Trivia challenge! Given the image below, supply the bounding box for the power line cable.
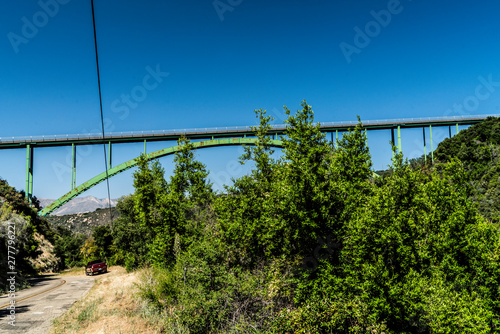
[91,0,114,228]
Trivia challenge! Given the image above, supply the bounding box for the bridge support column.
[423,127,427,163]
[456,123,459,134]
[25,145,33,201]
[144,139,147,154]
[71,143,76,190]
[108,141,112,169]
[430,125,434,164]
[449,126,452,138]
[391,128,395,159]
[397,125,402,153]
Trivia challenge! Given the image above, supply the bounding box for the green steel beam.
[456,123,459,134]
[0,117,491,151]
[29,147,33,201]
[430,125,434,164]
[108,141,112,170]
[0,117,490,150]
[423,127,427,163]
[397,125,402,153]
[25,144,30,200]
[40,138,282,216]
[71,143,76,190]
[144,139,146,154]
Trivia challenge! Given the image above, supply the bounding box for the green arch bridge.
[0,115,496,216]
[39,138,282,216]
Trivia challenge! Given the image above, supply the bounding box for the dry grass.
[50,266,164,334]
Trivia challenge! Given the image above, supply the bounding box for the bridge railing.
[1,114,498,144]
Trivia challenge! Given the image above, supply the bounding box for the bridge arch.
[40,138,283,216]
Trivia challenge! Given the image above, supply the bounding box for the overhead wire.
[90,0,114,228]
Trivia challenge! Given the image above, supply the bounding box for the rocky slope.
[46,207,119,236]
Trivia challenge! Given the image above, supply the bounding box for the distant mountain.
[39,196,118,216]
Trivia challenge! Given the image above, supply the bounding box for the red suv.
[85,259,107,276]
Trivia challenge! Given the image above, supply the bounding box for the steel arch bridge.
[39,138,282,216]
[0,114,497,216]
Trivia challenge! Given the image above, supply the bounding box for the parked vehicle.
[85,259,107,276]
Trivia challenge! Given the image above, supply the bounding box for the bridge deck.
[0,115,497,149]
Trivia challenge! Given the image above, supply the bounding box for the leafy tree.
[239,109,276,185]
[216,109,280,264]
[171,136,213,206]
[278,100,335,257]
[80,237,99,263]
[92,225,113,260]
[131,137,213,268]
[112,195,149,270]
[53,226,86,268]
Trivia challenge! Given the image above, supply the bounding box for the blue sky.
[1,0,500,201]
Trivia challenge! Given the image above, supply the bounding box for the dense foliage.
[434,116,500,223]
[80,106,500,332]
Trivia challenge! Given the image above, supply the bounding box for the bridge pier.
[108,141,112,169]
[429,125,434,164]
[71,143,76,190]
[423,127,427,163]
[397,125,402,153]
[25,145,33,201]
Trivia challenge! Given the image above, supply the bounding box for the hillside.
[0,179,60,292]
[434,116,500,222]
[47,206,119,236]
[39,196,118,216]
